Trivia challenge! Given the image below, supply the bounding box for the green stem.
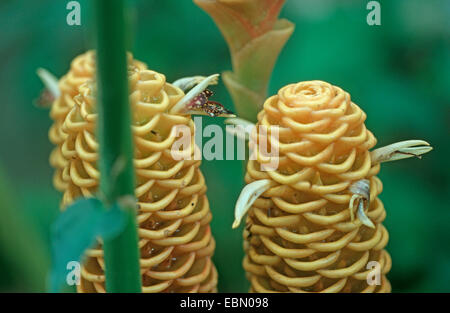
[94,0,142,293]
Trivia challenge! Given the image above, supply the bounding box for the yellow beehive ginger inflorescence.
[51,55,218,293]
[48,50,147,192]
[240,80,394,293]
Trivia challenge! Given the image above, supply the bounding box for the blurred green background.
[0,0,449,292]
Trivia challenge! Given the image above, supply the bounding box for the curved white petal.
[172,75,216,91]
[36,68,60,99]
[224,117,255,128]
[232,179,272,229]
[371,140,432,164]
[169,74,219,114]
[357,201,375,229]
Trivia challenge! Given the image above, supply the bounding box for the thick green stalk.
[94,0,142,292]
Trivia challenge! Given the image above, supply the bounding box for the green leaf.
[49,198,127,292]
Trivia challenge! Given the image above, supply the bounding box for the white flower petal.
[357,201,375,229]
[232,179,272,229]
[371,140,432,164]
[36,68,60,99]
[172,75,216,92]
[169,74,220,114]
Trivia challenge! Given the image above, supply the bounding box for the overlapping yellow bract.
[243,81,391,292]
[48,51,147,192]
[49,52,217,293]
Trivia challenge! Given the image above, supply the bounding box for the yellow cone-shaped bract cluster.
[50,53,217,293]
[243,80,391,293]
[48,50,147,192]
